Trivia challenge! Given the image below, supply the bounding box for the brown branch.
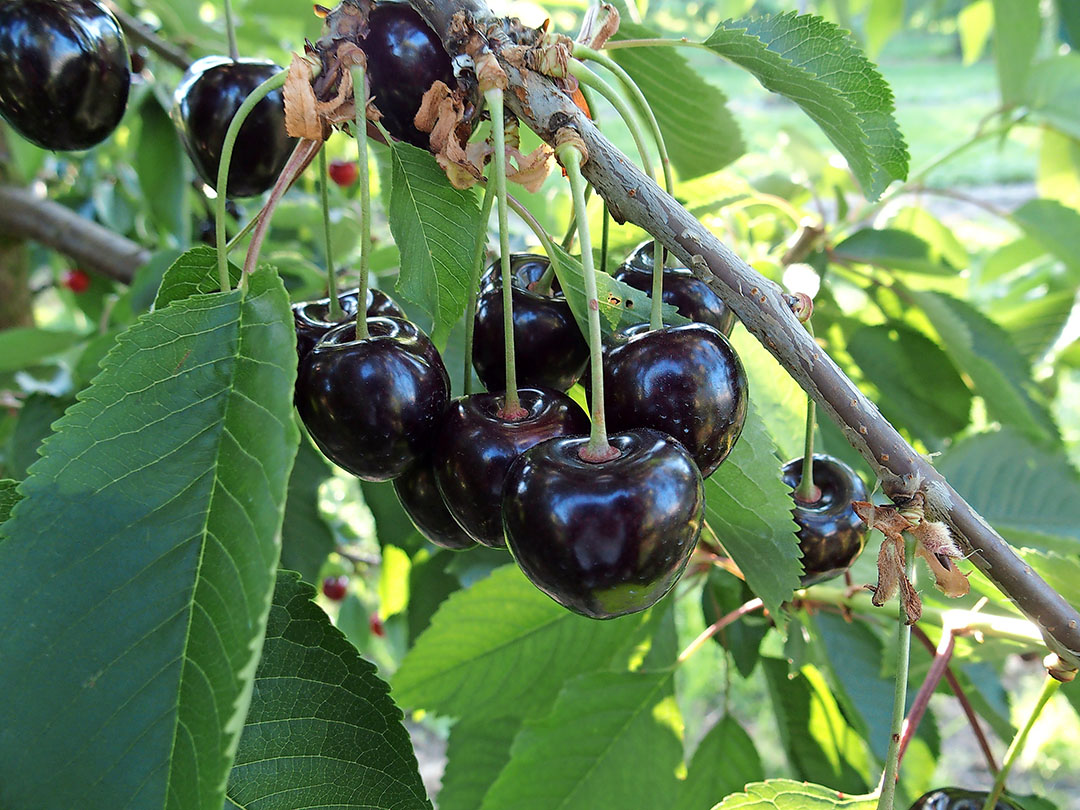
[103,2,191,71]
[898,628,955,768]
[417,0,1080,667]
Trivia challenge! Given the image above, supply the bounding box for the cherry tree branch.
[414,0,1080,667]
[103,2,191,71]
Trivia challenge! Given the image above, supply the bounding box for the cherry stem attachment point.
[982,675,1061,810]
[677,597,764,664]
[317,149,342,320]
[464,181,496,396]
[352,62,371,340]
[795,319,819,502]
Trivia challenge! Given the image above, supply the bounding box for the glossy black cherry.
[781,454,869,586]
[297,317,449,481]
[472,254,588,392]
[614,241,735,335]
[293,287,404,358]
[908,788,1019,810]
[503,429,705,619]
[433,388,589,548]
[173,56,296,197]
[392,457,476,550]
[0,0,130,151]
[604,323,747,478]
[362,3,454,148]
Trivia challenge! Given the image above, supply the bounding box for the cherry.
[328,158,359,186]
[322,575,349,601]
[392,456,476,550]
[614,241,735,335]
[472,255,588,392]
[62,269,91,294]
[293,287,404,358]
[0,0,130,151]
[780,454,869,586]
[604,323,747,478]
[503,429,705,619]
[172,56,296,198]
[369,613,386,638]
[433,388,590,548]
[296,317,450,481]
[362,3,454,148]
[909,788,1019,810]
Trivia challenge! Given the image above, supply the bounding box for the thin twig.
[103,2,191,70]
[898,628,955,768]
[677,598,764,663]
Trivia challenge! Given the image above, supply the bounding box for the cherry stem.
[677,598,764,664]
[224,213,257,253]
[559,185,592,252]
[222,0,239,62]
[486,89,524,418]
[464,181,497,396]
[559,143,615,461]
[602,37,709,52]
[875,534,916,810]
[795,320,820,503]
[982,675,1061,810]
[600,201,610,276]
[897,628,955,770]
[505,194,562,294]
[216,69,289,290]
[352,63,371,341]
[317,149,343,320]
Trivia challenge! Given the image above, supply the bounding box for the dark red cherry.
[293,287,404,358]
[781,454,869,586]
[362,3,454,148]
[328,158,358,186]
[0,0,130,151]
[614,241,735,335]
[433,388,590,548]
[908,788,1019,810]
[392,456,476,550]
[604,323,747,478]
[62,269,91,294]
[322,575,349,601]
[503,429,705,619]
[296,317,450,481]
[172,56,297,197]
[472,255,589,392]
[369,613,386,637]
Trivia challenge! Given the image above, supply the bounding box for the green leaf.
[729,329,805,461]
[761,658,871,793]
[865,0,903,57]
[958,0,994,64]
[362,479,422,551]
[993,0,1041,105]
[701,567,770,677]
[392,564,647,721]
[678,715,764,810]
[912,291,1058,443]
[479,671,682,810]
[846,324,971,444]
[704,13,908,200]
[705,403,803,622]
[888,206,970,271]
[0,478,18,524]
[1038,129,1080,210]
[225,572,431,810]
[989,289,1075,362]
[1026,54,1080,140]
[1058,0,1080,45]
[154,244,241,308]
[7,393,72,479]
[610,17,744,178]
[380,544,412,618]
[0,264,299,809]
[832,228,955,275]
[438,717,521,810]
[387,143,482,348]
[1011,198,1080,279]
[937,428,1080,555]
[408,549,461,643]
[136,95,189,240]
[0,327,84,373]
[713,779,877,809]
[280,436,335,583]
[1017,549,1080,612]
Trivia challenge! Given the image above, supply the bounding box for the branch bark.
[417,0,1080,667]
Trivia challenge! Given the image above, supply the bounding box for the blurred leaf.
[1038,129,1080,210]
[408,549,461,643]
[0,328,84,373]
[704,13,908,200]
[225,572,431,810]
[336,592,372,652]
[0,264,298,809]
[833,228,954,275]
[993,0,1041,106]
[1018,549,1080,610]
[1026,54,1080,140]
[678,715,764,810]
[713,779,876,809]
[865,0,903,57]
[705,403,803,623]
[439,717,521,810]
[1011,198,1080,279]
[280,436,335,583]
[7,393,71,479]
[0,479,18,524]
[72,329,122,388]
[479,671,682,810]
[889,207,970,271]
[135,96,188,240]
[392,564,647,721]
[387,143,482,348]
[609,16,744,178]
[361,479,423,552]
[379,544,412,619]
[937,427,1080,555]
[980,237,1047,283]
[989,289,1075,362]
[846,324,971,444]
[1058,0,1080,45]
[912,291,1058,442]
[701,567,770,677]
[958,0,994,64]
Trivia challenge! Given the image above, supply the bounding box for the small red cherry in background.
[328,159,358,187]
[369,614,386,638]
[322,575,349,601]
[62,269,91,293]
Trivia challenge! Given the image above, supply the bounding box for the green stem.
[352,63,371,340]
[318,149,342,319]
[224,214,257,253]
[601,37,709,52]
[506,194,562,292]
[223,0,239,61]
[215,69,288,291]
[876,534,916,810]
[559,143,615,461]
[486,88,523,417]
[559,185,592,252]
[795,321,818,502]
[600,201,610,276]
[464,181,496,396]
[981,676,1061,810]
